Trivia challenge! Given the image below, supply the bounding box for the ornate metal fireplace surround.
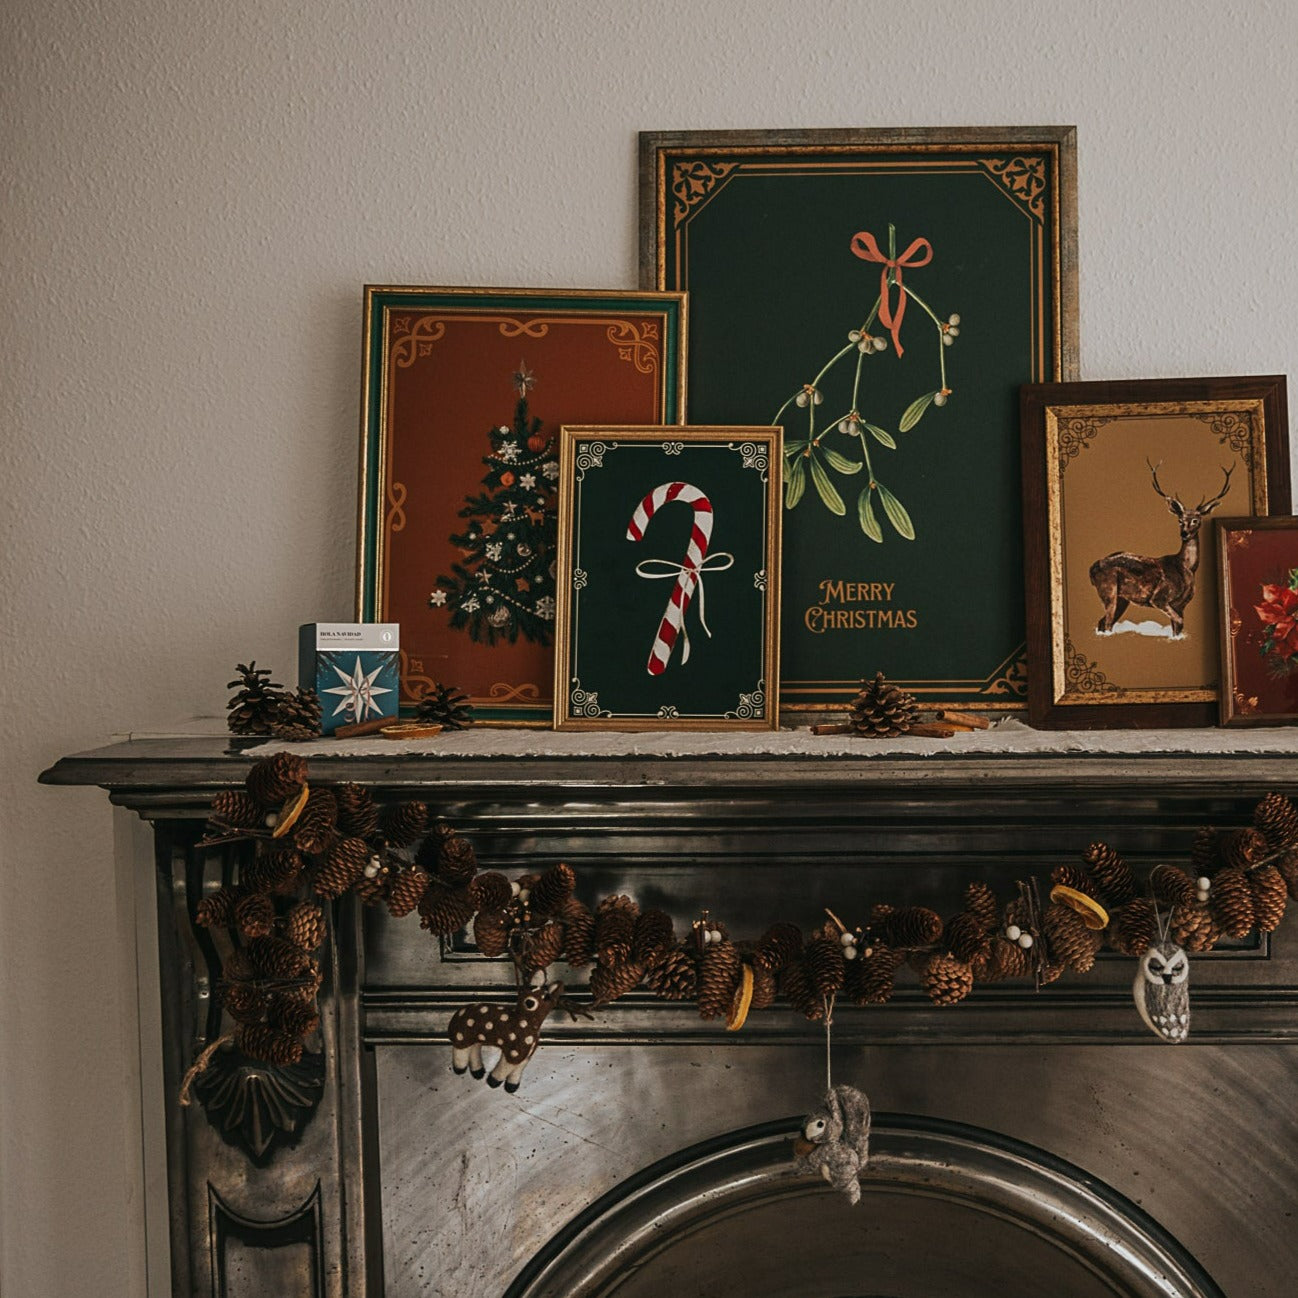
[42,732,1298,1297]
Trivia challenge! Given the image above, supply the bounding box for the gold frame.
[552,425,782,732]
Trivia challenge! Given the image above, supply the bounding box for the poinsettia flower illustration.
[1255,583,1298,658]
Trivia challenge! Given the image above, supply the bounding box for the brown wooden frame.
[1021,376,1290,729]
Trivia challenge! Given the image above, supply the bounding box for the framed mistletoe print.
[356,286,686,723]
[1217,516,1298,726]
[553,426,781,731]
[640,127,1078,718]
[1020,376,1290,729]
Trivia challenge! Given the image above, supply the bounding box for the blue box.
[298,623,400,735]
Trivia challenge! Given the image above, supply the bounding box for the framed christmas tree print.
[640,127,1078,718]
[356,286,686,723]
[553,426,781,731]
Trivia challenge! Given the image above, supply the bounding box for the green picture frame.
[553,426,782,730]
[640,127,1078,717]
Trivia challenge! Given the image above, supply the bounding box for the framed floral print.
[1021,376,1290,728]
[356,286,686,724]
[1217,517,1298,725]
[553,426,781,731]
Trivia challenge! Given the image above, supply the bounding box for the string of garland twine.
[181,752,1298,1092]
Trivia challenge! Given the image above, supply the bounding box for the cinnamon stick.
[935,709,992,730]
[334,716,393,739]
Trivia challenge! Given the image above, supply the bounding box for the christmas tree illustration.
[429,363,560,645]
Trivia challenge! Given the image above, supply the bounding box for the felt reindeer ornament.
[448,981,564,1093]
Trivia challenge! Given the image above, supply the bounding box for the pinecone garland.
[354,864,390,905]
[632,909,675,967]
[1050,862,1099,899]
[1171,902,1221,953]
[1250,865,1287,932]
[971,937,1031,983]
[1109,899,1158,956]
[415,682,474,731]
[943,912,992,964]
[209,789,264,831]
[472,910,510,958]
[334,784,380,837]
[589,960,645,1007]
[963,882,1000,932]
[268,688,322,741]
[235,892,275,940]
[284,901,327,952]
[1190,826,1220,875]
[242,846,304,896]
[226,662,281,735]
[386,866,431,919]
[1222,827,1268,872]
[417,886,474,937]
[1042,902,1102,973]
[245,752,307,807]
[1150,865,1198,908]
[918,952,974,1006]
[753,922,803,973]
[293,788,339,855]
[380,800,428,848]
[646,947,698,1001]
[595,895,639,966]
[558,898,595,968]
[271,997,320,1039]
[1254,792,1298,854]
[697,941,742,1019]
[1082,842,1137,907]
[247,935,310,981]
[521,921,566,973]
[779,959,825,1019]
[530,863,576,916]
[1210,867,1255,938]
[804,935,846,997]
[844,945,904,1005]
[195,886,240,929]
[468,872,513,913]
[221,981,269,1024]
[236,1023,303,1067]
[848,672,919,737]
[750,965,777,1011]
[425,831,476,887]
[313,837,370,899]
[871,904,942,949]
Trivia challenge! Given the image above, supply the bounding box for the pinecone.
[1254,792,1298,854]
[236,1024,303,1067]
[753,922,803,973]
[235,892,275,940]
[472,910,510,958]
[645,947,698,1001]
[386,866,431,919]
[871,903,942,949]
[354,860,391,905]
[247,935,310,981]
[380,800,428,848]
[335,784,380,838]
[521,921,566,974]
[1109,899,1158,956]
[844,945,904,1005]
[595,895,639,966]
[530,863,576,915]
[697,941,742,1020]
[803,935,846,998]
[1222,827,1268,872]
[271,996,320,1040]
[632,909,675,967]
[245,752,308,807]
[1082,843,1136,907]
[963,882,1000,932]
[750,965,777,1011]
[589,960,645,1007]
[293,788,339,855]
[847,672,919,737]
[1171,902,1221,953]
[1042,902,1102,973]
[224,949,254,983]
[971,937,1031,983]
[313,837,370,899]
[1150,865,1198,908]
[208,789,264,832]
[468,872,513,913]
[1210,867,1255,938]
[779,959,824,1019]
[221,981,269,1025]
[1251,865,1287,933]
[268,688,322,741]
[415,682,474,731]
[918,952,974,1006]
[944,912,992,964]
[1050,862,1099,900]
[559,898,595,967]
[195,886,240,929]
[226,662,282,735]
[242,846,304,896]
[1190,826,1220,875]
[284,900,327,952]
[418,886,475,937]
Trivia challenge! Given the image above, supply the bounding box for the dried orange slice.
[272,782,310,838]
[380,721,443,740]
[1049,884,1109,931]
[726,964,755,1031]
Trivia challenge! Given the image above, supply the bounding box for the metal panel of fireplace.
[49,743,1298,1298]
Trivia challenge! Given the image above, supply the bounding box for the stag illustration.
[1089,460,1234,638]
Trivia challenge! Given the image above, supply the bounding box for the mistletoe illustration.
[775,224,959,543]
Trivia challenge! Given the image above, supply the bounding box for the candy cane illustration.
[627,481,732,675]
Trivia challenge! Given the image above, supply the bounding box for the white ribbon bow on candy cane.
[633,552,736,665]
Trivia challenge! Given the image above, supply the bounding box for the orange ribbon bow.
[849,230,932,357]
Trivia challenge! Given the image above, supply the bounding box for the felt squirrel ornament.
[792,1083,872,1205]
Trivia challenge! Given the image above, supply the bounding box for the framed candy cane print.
[640,127,1078,718]
[553,426,782,730]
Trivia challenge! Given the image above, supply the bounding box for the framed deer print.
[640,126,1078,719]
[1216,516,1298,726]
[553,426,781,731]
[356,286,686,725]
[1021,376,1290,728]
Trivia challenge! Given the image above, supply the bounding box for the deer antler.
[1147,458,1174,501]
[1197,464,1235,512]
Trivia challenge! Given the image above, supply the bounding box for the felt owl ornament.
[1133,940,1190,1043]
[792,1083,871,1205]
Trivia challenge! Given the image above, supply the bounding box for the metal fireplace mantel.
[41,729,1298,1297]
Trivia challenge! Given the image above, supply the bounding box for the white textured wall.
[2,0,1295,1291]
